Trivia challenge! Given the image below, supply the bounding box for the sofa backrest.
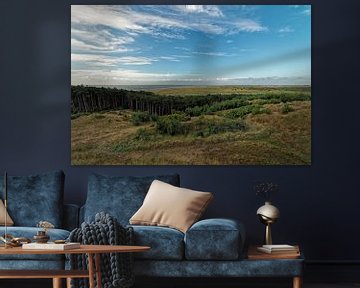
[0,170,65,228]
[82,173,180,226]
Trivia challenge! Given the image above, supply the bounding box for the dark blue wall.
[0,0,359,263]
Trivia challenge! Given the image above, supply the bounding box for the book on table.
[22,242,80,250]
[248,245,300,260]
[257,244,299,254]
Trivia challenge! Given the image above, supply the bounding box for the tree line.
[71,85,241,116]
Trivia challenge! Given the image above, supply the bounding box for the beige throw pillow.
[0,199,14,226]
[130,180,213,233]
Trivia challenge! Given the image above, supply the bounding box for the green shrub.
[282,103,295,114]
[185,99,250,117]
[131,112,152,126]
[225,105,271,119]
[251,105,271,116]
[225,105,254,119]
[134,128,151,141]
[156,114,188,136]
[192,118,247,137]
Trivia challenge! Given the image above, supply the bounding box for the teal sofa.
[0,171,303,287]
[0,171,78,270]
[80,173,304,283]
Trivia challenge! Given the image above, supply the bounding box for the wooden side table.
[0,244,150,288]
[247,245,303,288]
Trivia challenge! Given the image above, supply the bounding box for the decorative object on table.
[22,242,80,250]
[254,181,280,245]
[257,244,299,254]
[69,212,134,288]
[54,239,67,244]
[33,220,55,243]
[33,230,50,243]
[248,245,300,260]
[0,234,31,247]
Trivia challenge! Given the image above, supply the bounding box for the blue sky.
[71,5,311,86]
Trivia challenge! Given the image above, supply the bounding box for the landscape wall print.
[71,5,311,165]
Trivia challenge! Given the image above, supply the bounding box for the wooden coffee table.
[0,244,150,288]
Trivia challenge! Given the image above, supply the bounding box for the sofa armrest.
[63,204,80,231]
[184,218,245,260]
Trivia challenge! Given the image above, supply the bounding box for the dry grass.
[71,100,311,165]
[153,85,308,96]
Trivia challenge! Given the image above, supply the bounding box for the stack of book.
[257,244,299,254]
[248,244,300,259]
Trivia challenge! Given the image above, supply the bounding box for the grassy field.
[71,86,311,165]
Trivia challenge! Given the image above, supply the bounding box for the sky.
[71,5,311,86]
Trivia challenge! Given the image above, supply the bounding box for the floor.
[1,280,360,288]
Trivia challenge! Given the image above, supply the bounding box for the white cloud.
[176,5,224,17]
[290,5,311,16]
[71,6,150,34]
[195,23,226,34]
[71,54,156,66]
[71,54,119,66]
[71,28,134,53]
[72,67,311,86]
[71,68,181,85]
[71,5,267,50]
[226,40,234,44]
[278,26,294,33]
[159,56,180,62]
[302,8,311,16]
[234,19,268,32]
[117,56,155,65]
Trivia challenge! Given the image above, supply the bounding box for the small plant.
[156,113,189,136]
[134,128,151,141]
[37,221,55,233]
[282,103,295,114]
[131,112,151,126]
[254,181,279,202]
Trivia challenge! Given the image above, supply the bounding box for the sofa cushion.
[0,199,14,226]
[130,225,184,260]
[0,171,64,227]
[84,174,180,225]
[130,180,213,233]
[185,218,245,260]
[0,260,65,270]
[0,227,70,261]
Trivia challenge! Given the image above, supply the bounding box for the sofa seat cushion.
[185,218,245,260]
[0,260,64,270]
[0,170,65,227]
[84,174,180,226]
[130,225,184,260]
[0,227,70,261]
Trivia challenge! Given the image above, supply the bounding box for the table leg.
[88,253,95,288]
[95,253,102,288]
[52,278,62,288]
[293,276,302,288]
